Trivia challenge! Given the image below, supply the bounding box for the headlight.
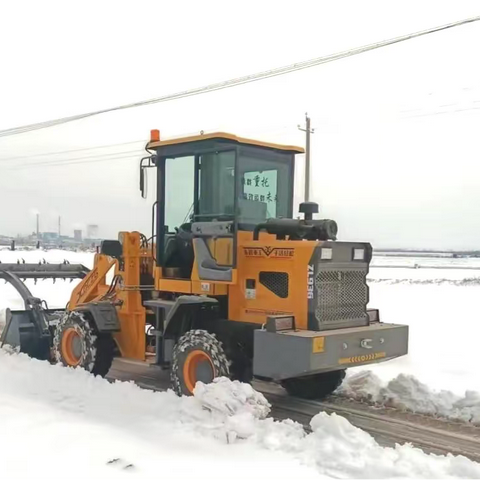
[353,248,364,260]
[320,248,333,260]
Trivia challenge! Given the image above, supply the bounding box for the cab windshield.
[195,147,293,227]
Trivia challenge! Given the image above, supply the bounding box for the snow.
[1,348,480,479]
[361,257,480,396]
[196,376,271,417]
[0,348,319,480]
[334,254,480,424]
[339,371,480,424]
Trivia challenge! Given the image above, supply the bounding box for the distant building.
[87,224,99,239]
[74,230,83,242]
[42,232,59,241]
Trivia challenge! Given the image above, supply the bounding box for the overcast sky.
[0,0,479,249]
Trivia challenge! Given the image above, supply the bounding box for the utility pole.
[298,113,315,202]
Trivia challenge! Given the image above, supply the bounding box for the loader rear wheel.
[171,329,230,396]
[53,311,114,377]
[281,370,346,400]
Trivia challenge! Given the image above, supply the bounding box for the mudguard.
[74,301,120,332]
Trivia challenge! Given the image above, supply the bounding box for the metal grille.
[314,270,367,324]
[259,272,289,298]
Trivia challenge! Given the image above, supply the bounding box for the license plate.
[338,351,386,365]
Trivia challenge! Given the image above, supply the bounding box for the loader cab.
[142,131,303,284]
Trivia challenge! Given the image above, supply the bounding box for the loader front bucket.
[1,308,51,360]
[0,261,89,360]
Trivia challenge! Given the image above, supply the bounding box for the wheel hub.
[61,328,84,366]
[183,350,214,394]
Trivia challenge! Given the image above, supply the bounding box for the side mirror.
[139,155,157,199]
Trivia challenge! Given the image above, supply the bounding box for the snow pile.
[193,377,271,441]
[340,370,480,424]
[0,348,316,480]
[299,413,477,479]
[1,349,480,479]
[194,377,271,419]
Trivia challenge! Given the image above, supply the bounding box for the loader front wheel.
[281,370,346,400]
[171,329,230,396]
[53,312,114,377]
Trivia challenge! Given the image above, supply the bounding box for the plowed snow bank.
[340,370,480,424]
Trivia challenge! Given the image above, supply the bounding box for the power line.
[401,104,480,119]
[3,125,295,168]
[14,126,290,168]
[0,125,291,165]
[15,148,143,167]
[10,126,294,170]
[0,15,478,139]
[10,152,141,169]
[0,139,144,163]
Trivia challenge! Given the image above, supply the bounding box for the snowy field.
[2,249,480,478]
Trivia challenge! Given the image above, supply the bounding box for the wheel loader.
[0,130,408,399]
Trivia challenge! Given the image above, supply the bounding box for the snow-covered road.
[1,348,479,479]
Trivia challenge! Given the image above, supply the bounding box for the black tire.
[281,370,346,400]
[223,340,253,384]
[46,310,66,326]
[53,311,115,377]
[171,329,230,396]
[228,353,253,384]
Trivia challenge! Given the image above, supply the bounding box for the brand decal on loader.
[338,352,386,365]
[307,264,314,299]
[243,247,294,258]
[76,269,99,301]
